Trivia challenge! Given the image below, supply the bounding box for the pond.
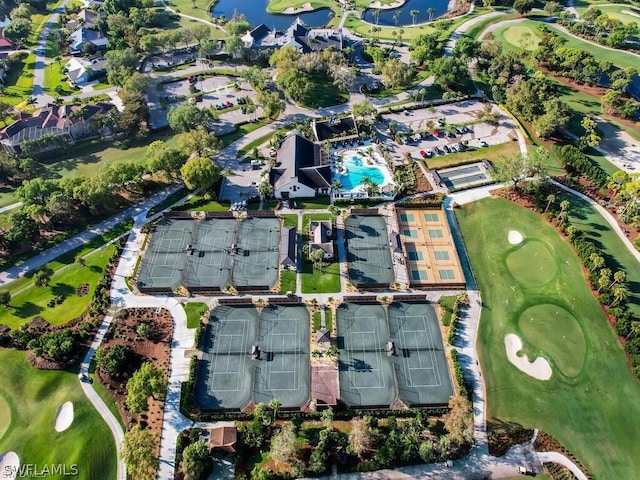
[211,0,334,30]
[362,0,453,27]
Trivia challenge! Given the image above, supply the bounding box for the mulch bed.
[535,431,593,479]
[405,163,433,195]
[76,283,90,297]
[486,420,534,457]
[96,307,173,457]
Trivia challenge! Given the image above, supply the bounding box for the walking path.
[0,202,22,214]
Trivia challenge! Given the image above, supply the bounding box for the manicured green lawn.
[279,269,297,294]
[344,13,438,40]
[280,214,299,228]
[456,197,640,479]
[301,260,340,293]
[219,120,273,149]
[1,221,132,295]
[301,211,340,293]
[38,134,178,181]
[184,302,208,329]
[505,19,640,71]
[496,24,542,51]
[437,295,457,327]
[0,349,117,480]
[43,61,80,96]
[465,12,519,40]
[0,244,116,329]
[576,4,640,24]
[295,197,331,209]
[174,195,229,211]
[3,53,36,106]
[560,192,640,317]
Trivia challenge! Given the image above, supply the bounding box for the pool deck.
[332,144,395,197]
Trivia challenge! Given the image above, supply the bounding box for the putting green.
[506,240,557,287]
[0,393,10,441]
[519,304,586,378]
[501,25,542,51]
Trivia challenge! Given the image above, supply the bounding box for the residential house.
[241,17,342,53]
[0,102,115,155]
[309,220,334,259]
[269,133,331,199]
[68,27,107,55]
[65,8,104,31]
[65,56,106,86]
[0,28,14,51]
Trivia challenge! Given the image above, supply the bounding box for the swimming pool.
[335,153,387,192]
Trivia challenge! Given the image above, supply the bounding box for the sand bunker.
[508,230,523,245]
[370,0,406,9]
[283,2,313,13]
[54,402,74,432]
[504,333,552,381]
[0,452,19,480]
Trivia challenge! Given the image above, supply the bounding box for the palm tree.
[268,398,281,422]
[611,270,626,287]
[589,253,605,271]
[427,7,435,21]
[393,9,402,26]
[331,180,343,192]
[612,285,628,305]
[410,9,419,24]
[25,96,37,111]
[544,194,556,213]
[626,321,640,340]
[597,268,611,292]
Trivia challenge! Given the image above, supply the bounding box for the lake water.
[211,0,333,30]
[362,0,452,27]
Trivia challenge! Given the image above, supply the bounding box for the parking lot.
[148,72,262,131]
[381,100,519,161]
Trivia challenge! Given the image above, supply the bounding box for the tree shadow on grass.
[12,301,43,319]
[51,283,74,299]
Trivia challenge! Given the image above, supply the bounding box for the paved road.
[31,0,75,106]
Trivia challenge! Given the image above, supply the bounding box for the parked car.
[447,131,456,138]
[480,140,489,147]
[442,145,451,153]
[419,150,428,158]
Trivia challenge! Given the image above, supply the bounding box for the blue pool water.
[336,154,386,191]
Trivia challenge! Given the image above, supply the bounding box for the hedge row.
[450,349,469,399]
[555,144,609,188]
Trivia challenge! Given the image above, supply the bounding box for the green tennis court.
[195,305,310,410]
[337,302,453,408]
[137,218,194,291]
[138,216,281,292]
[233,217,281,289]
[388,302,453,405]
[345,215,394,287]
